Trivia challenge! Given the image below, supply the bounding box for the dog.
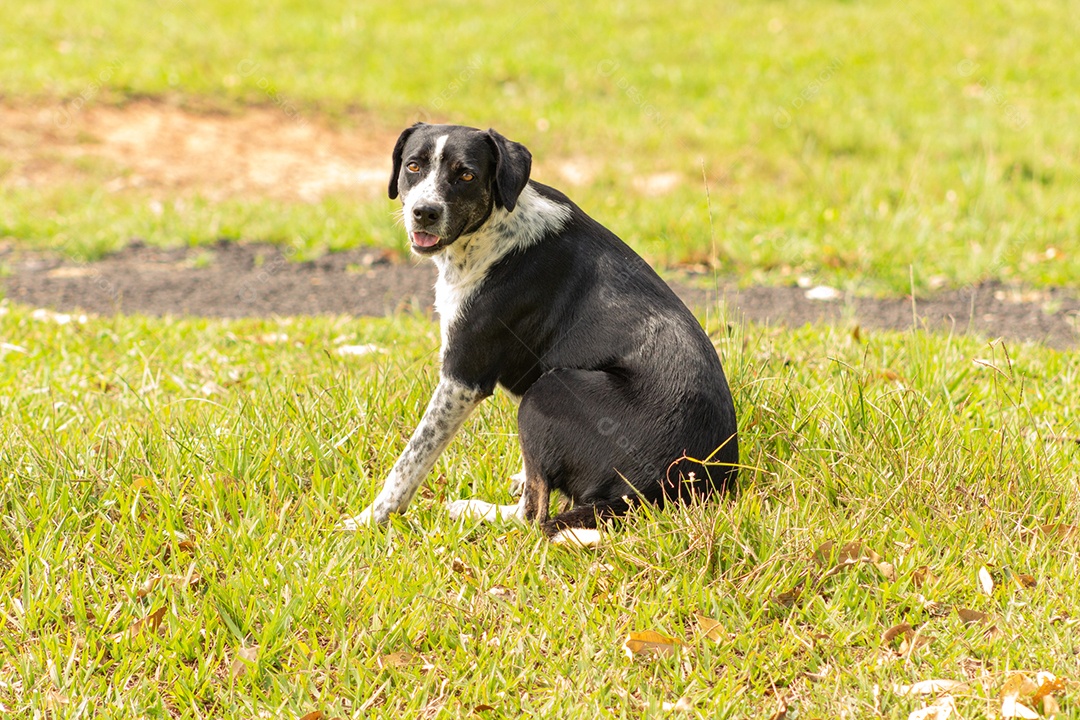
[341,123,738,538]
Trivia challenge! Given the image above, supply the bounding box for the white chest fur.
[431,185,571,350]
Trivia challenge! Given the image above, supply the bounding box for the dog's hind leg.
[448,465,549,523]
[507,464,527,497]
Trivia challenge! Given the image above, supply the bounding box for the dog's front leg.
[341,376,485,529]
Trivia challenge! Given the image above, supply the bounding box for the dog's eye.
[406,162,421,173]
[460,172,475,182]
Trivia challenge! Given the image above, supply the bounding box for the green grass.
[2,301,1078,717]
[3,0,1080,292]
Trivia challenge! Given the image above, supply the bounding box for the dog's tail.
[539,496,637,540]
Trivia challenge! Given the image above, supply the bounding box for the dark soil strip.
[2,241,1077,349]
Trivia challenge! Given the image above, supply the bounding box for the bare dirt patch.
[3,241,1077,348]
[0,100,398,201]
[0,100,690,201]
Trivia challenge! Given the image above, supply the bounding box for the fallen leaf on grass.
[299,712,325,720]
[767,697,790,720]
[957,608,990,625]
[1037,523,1077,539]
[895,679,970,696]
[111,606,167,641]
[694,613,725,642]
[450,558,474,577]
[770,581,804,608]
[230,645,259,679]
[876,561,897,581]
[838,540,880,563]
[978,566,994,595]
[999,671,1067,719]
[1001,695,1039,719]
[136,569,203,598]
[473,704,496,712]
[882,622,932,656]
[899,633,934,655]
[882,622,914,645]
[820,541,893,580]
[1013,572,1037,589]
[912,566,936,588]
[802,665,832,682]
[907,695,956,720]
[623,630,685,659]
[377,652,416,670]
[813,540,835,565]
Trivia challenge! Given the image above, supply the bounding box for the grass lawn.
[2,0,1079,717]
[1,302,1078,717]
[2,0,1080,292]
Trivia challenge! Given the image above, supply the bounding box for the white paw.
[447,498,480,521]
[508,470,526,497]
[338,504,388,530]
[448,498,505,522]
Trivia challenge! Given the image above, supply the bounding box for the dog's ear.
[389,123,425,199]
[485,129,532,212]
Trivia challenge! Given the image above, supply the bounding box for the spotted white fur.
[341,375,483,528]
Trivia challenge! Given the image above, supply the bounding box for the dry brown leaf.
[230,645,259,679]
[895,679,970,696]
[136,576,161,599]
[899,633,933,656]
[299,712,325,720]
[912,566,935,588]
[907,695,956,720]
[771,582,804,607]
[1000,673,1041,719]
[623,630,685,659]
[112,606,167,641]
[876,561,897,581]
[131,476,154,492]
[956,607,989,624]
[882,622,914,645]
[978,566,994,595]
[838,540,880,563]
[1032,671,1067,700]
[695,613,725,642]
[767,697,789,720]
[177,539,196,553]
[377,651,416,669]
[1014,573,1037,589]
[487,585,513,599]
[813,540,835,566]
[473,704,496,712]
[450,557,473,576]
[1038,523,1077,539]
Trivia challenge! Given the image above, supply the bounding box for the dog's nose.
[412,204,441,224]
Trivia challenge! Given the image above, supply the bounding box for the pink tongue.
[412,231,439,247]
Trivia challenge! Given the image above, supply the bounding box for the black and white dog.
[342,123,738,537]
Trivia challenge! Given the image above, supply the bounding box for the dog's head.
[389,123,532,256]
